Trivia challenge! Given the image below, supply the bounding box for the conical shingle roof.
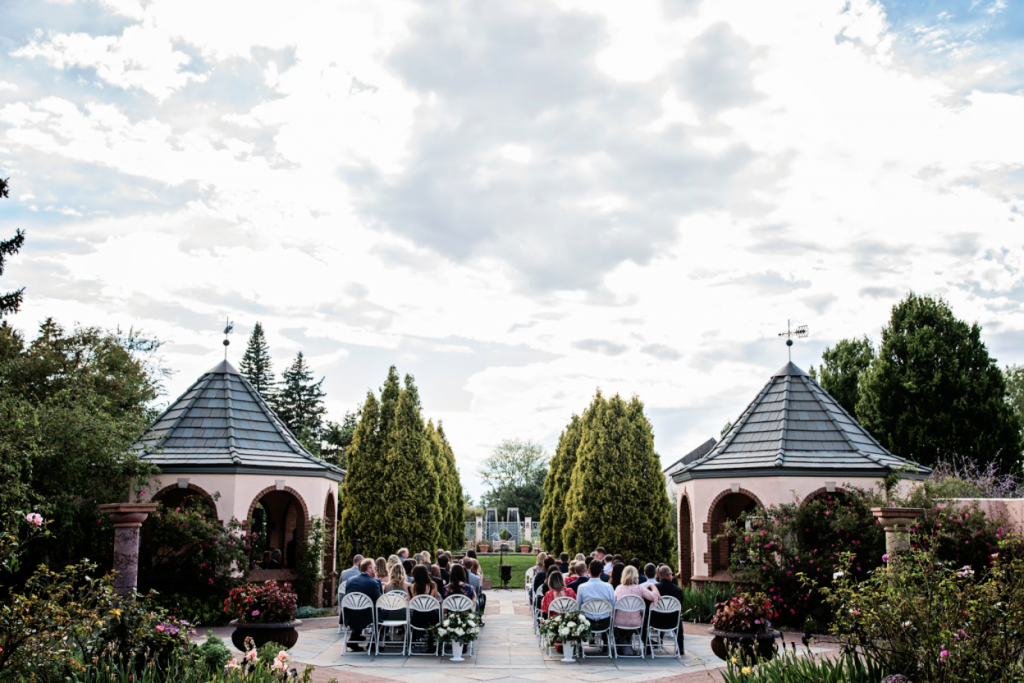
[670,361,929,482]
[136,360,344,481]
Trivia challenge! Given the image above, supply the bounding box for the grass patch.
[476,554,538,584]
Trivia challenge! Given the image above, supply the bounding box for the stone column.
[524,517,532,542]
[99,503,159,596]
[475,515,484,545]
[871,507,923,557]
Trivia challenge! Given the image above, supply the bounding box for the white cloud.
[0,82,19,92]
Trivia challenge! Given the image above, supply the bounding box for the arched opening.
[249,488,308,571]
[678,494,693,586]
[152,483,217,519]
[707,490,760,577]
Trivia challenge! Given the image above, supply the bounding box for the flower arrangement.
[428,611,481,645]
[539,612,591,646]
[225,581,298,623]
[710,592,774,635]
[222,637,297,680]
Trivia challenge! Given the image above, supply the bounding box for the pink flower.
[882,554,889,563]
[24,513,43,527]
[156,625,165,632]
[940,650,949,659]
[252,610,260,617]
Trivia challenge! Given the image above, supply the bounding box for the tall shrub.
[540,414,582,555]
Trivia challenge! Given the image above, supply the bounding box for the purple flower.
[882,554,889,563]
[252,610,260,617]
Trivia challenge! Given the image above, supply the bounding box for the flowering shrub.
[910,500,1001,573]
[710,592,774,634]
[222,636,296,680]
[225,581,298,623]
[817,537,1024,682]
[428,611,481,645]
[724,488,885,629]
[539,612,591,646]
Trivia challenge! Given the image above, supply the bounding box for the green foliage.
[819,539,1024,682]
[293,516,324,606]
[256,641,287,662]
[0,320,162,574]
[154,593,230,627]
[0,177,25,319]
[271,352,326,450]
[194,633,232,673]
[239,322,275,400]
[679,583,734,623]
[857,292,1022,474]
[561,392,674,561]
[813,336,875,417]
[319,411,357,471]
[478,438,548,519]
[720,648,888,683]
[725,489,886,628]
[339,367,460,559]
[540,414,583,555]
[292,605,335,619]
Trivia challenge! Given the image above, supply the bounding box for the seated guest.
[340,554,363,584]
[428,564,445,594]
[466,549,477,559]
[613,566,659,653]
[384,563,407,594]
[374,557,388,582]
[574,553,586,564]
[402,559,416,582]
[421,550,432,564]
[642,563,658,586]
[398,547,409,560]
[610,562,626,588]
[655,565,683,602]
[266,549,283,569]
[541,571,576,617]
[629,557,642,571]
[442,564,476,602]
[342,558,381,652]
[533,556,556,595]
[407,564,439,599]
[438,554,451,583]
[259,550,273,569]
[594,547,607,564]
[567,561,589,592]
[464,558,487,617]
[386,554,401,573]
[526,552,546,605]
[557,552,570,573]
[577,560,616,636]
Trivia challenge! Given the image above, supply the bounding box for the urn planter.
[230,620,303,651]
[520,545,531,553]
[708,628,780,662]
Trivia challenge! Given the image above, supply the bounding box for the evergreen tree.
[561,392,674,561]
[339,391,384,559]
[813,336,875,417]
[320,410,358,470]
[239,322,275,399]
[858,293,1022,474]
[272,352,327,449]
[435,421,465,551]
[540,414,582,555]
[0,178,26,319]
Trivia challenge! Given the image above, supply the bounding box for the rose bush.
[225,581,298,624]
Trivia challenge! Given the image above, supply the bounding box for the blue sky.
[2,0,1024,498]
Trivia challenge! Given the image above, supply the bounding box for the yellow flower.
[741,666,752,674]
[110,609,122,618]
[731,657,738,663]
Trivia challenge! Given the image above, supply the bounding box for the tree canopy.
[478,438,548,519]
[812,336,875,417]
[857,293,1022,474]
[0,177,26,319]
[271,351,327,453]
[239,322,275,400]
[540,415,583,555]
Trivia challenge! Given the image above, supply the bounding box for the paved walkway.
[201,590,827,683]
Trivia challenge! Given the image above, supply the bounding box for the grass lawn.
[476,554,537,584]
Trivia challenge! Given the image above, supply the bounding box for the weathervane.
[778,319,808,362]
[222,318,234,360]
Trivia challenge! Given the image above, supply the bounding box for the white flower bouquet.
[539,612,591,646]
[428,611,481,645]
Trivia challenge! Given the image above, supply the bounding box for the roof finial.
[778,319,808,362]
[222,318,234,360]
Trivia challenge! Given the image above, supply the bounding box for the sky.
[2,0,1024,501]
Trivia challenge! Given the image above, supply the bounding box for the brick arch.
[800,486,851,506]
[247,485,311,570]
[703,487,764,577]
[152,482,219,520]
[678,493,693,586]
[247,485,310,522]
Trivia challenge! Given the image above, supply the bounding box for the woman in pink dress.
[613,565,659,654]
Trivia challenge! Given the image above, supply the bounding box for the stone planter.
[520,545,531,553]
[478,544,490,553]
[708,628,780,662]
[230,620,302,651]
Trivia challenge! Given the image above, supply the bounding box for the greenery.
[477,554,536,580]
[271,352,327,454]
[478,438,548,519]
[293,516,324,606]
[225,581,298,623]
[428,611,480,645]
[679,583,733,623]
[0,177,25,319]
[810,335,874,417]
[293,605,335,619]
[819,538,1024,682]
[720,648,889,682]
[320,410,357,471]
[710,592,774,634]
[239,322,275,400]
[194,633,232,673]
[339,367,463,559]
[559,392,674,561]
[540,414,583,555]
[856,292,1022,474]
[539,612,591,646]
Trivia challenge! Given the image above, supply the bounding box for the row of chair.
[337,590,477,657]
[533,593,683,660]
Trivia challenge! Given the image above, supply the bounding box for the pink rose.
[25,513,43,527]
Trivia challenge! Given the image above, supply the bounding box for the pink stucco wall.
[938,498,1024,534]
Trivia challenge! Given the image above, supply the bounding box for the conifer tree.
[561,393,673,561]
[339,391,384,559]
[0,178,26,319]
[272,352,327,449]
[239,322,275,399]
[540,414,582,554]
[436,421,464,550]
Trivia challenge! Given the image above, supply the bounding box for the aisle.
[275,589,727,683]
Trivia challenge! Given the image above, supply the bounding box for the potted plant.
[225,580,302,650]
[478,543,490,553]
[520,540,532,553]
[429,611,480,661]
[539,612,592,662]
[708,592,780,662]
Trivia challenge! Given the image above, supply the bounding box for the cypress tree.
[561,393,673,561]
[436,421,464,550]
[540,414,583,555]
[273,352,327,448]
[239,322,275,399]
[338,391,383,559]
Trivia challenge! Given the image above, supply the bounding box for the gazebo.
[667,361,929,586]
[135,359,345,603]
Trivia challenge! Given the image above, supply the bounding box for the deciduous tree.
[478,438,548,519]
[813,336,875,417]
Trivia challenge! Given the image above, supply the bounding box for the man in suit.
[647,564,684,654]
[557,553,570,574]
[342,558,381,652]
[340,554,363,584]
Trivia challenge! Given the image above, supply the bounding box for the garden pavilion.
[666,361,929,586]
[134,359,345,604]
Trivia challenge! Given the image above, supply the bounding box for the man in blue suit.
[342,558,381,652]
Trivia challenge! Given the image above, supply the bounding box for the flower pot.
[520,545,530,553]
[478,544,489,552]
[708,628,779,662]
[450,641,465,662]
[561,641,576,663]
[230,620,302,651]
